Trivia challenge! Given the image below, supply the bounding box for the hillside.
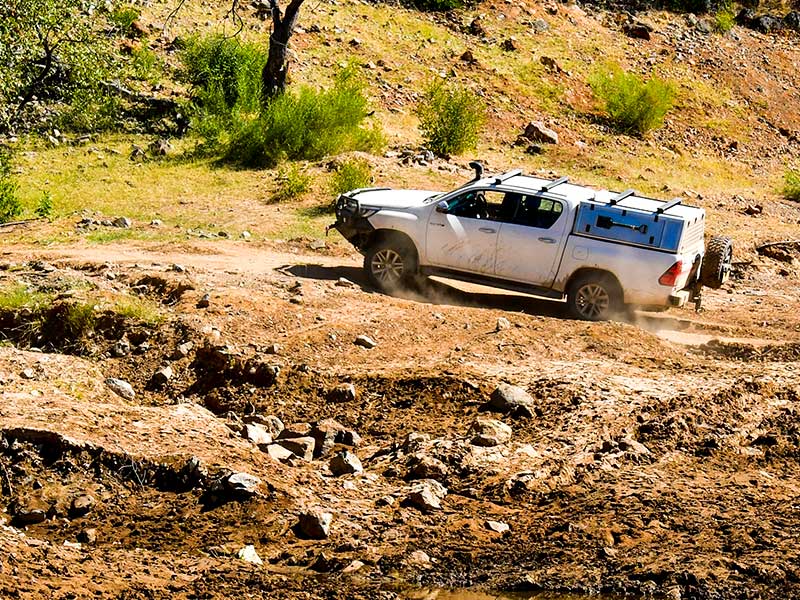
[1,1,800,599]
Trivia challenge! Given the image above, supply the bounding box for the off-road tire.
[566,273,623,321]
[700,236,733,290]
[363,238,418,293]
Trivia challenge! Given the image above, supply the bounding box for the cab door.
[494,195,567,287]
[425,190,502,275]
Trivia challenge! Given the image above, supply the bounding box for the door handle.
[538,237,557,244]
[430,222,445,227]
[479,227,496,233]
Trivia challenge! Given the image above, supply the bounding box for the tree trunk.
[261,0,305,103]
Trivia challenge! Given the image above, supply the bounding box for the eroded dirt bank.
[1,241,799,599]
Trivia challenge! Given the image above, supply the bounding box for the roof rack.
[493,169,522,184]
[609,189,635,205]
[541,176,569,192]
[654,197,683,221]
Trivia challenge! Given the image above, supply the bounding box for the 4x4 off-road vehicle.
[329,163,732,321]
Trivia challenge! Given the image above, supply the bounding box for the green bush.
[222,68,384,167]
[35,191,54,219]
[111,6,141,35]
[331,158,372,195]
[784,169,800,202]
[131,46,161,82]
[713,4,735,32]
[0,150,22,224]
[589,65,675,135]
[416,80,485,157]
[271,164,312,203]
[405,0,464,10]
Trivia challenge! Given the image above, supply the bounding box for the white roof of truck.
[483,173,704,220]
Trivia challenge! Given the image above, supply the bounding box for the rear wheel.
[700,236,733,289]
[363,238,418,293]
[567,273,623,321]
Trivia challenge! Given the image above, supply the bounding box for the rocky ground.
[0,235,798,600]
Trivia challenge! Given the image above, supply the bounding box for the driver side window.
[446,191,518,222]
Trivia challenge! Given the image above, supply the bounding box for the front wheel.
[363,239,418,293]
[567,273,623,321]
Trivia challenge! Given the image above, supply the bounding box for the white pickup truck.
[329,163,732,320]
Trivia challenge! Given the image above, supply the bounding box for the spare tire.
[700,236,733,289]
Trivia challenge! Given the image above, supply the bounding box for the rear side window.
[514,196,563,229]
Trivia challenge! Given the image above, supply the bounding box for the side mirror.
[435,200,449,213]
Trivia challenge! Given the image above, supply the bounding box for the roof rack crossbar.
[494,169,523,184]
[541,176,569,192]
[609,189,635,205]
[656,197,683,215]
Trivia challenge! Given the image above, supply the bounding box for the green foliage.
[271,164,312,203]
[111,5,141,35]
[0,284,52,312]
[61,302,96,339]
[181,34,267,114]
[0,150,22,223]
[416,80,485,157]
[589,65,675,135]
[131,46,161,82]
[331,158,373,195]
[109,295,163,325]
[0,0,121,133]
[405,0,465,10]
[713,3,735,32]
[221,68,384,167]
[783,168,800,202]
[35,191,54,219]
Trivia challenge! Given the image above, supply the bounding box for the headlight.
[358,206,379,218]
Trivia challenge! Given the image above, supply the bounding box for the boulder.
[354,335,377,349]
[248,414,284,438]
[330,450,363,476]
[297,509,333,539]
[482,384,535,416]
[265,443,295,463]
[623,21,653,40]
[407,479,447,511]
[69,494,96,518]
[277,437,316,461]
[105,377,135,401]
[149,365,173,388]
[224,472,261,496]
[469,418,512,447]
[485,520,510,534]
[243,423,273,447]
[310,419,347,458]
[327,383,357,403]
[521,121,559,145]
[237,545,263,565]
[407,454,449,481]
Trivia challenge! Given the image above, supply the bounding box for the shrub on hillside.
[589,65,675,135]
[405,0,464,10]
[331,158,373,195]
[784,168,800,202]
[0,150,22,224]
[271,164,311,203]
[416,80,485,157]
[713,3,735,32]
[221,68,385,167]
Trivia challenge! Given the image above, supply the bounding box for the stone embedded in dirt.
[377,495,396,507]
[311,552,345,573]
[237,545,263,566]
[540,55,566,74]
[496,317,511,331]
[12,505,47,526]
[623,21,653,40]
[340,429,362,447]
[172,342,194,360]
[69,494,97,518]
[265,443,295,463]
[309,239,326,250]
[327,383,357,403]
[407,453,449,481]
[407,479,448,511]
[243,423,273,447]
[501,37,518,51]
[105,377,135,400]
[20,368,35,380]
[483,383,535,417]
[111,339,131,357]
[531,18,550,33]
[297,509,333,539]
[407,549,432,568]
[278,422,312,439]
[403,432,431,453]
[342,559,365,573]
[224,472,262,496]
[354,335,377,349]
[197,293,211,309]
[150,219,162,227]
[618,437,650,455]
[264,343,281,355]
[112,216,132,228]
[330,450,363,476]
[77,528,98,544]
[521,121,559,145]
[486,520,510,534]
[469,17,486,36]
[247,414,284,438]
[277,436,316,461]
[149,365,173,388]
[310,419,348,458]
[469,418,512,447]
[335,277,356,288]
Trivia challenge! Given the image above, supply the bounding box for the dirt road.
[1,239,799,599]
